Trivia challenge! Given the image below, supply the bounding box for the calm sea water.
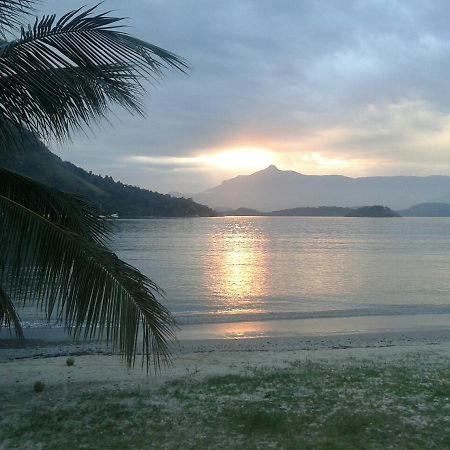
[111,217,450,327]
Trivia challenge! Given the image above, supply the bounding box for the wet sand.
[1,324,450,390]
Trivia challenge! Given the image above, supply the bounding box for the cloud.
[42,0,450,192]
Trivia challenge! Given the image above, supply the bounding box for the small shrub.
[66,357,75,366]
[33,381,45,393]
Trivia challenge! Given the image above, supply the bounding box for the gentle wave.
[15,304,450,329]
[174,304,450,325]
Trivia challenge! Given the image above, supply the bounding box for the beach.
[2,318,450,386]
[1,325,450,449]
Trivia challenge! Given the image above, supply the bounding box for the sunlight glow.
[301,152,349,169]
[128,147,274,172]
[201,147,274,171]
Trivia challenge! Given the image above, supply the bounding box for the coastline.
[2,311,450,359]
[2,325,450,386]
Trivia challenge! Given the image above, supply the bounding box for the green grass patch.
[1,354,450,449]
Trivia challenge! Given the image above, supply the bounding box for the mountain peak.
[193,167,450,211]
[262,164,279,172]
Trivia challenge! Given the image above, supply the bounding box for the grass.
[1,353,450,449]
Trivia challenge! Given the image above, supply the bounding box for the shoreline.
[1,327,450,386]
[2,311,450,355]
[4,311,450,339]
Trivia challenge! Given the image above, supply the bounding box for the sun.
[202,147,274,171]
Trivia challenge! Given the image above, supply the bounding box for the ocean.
[109,217,450,337]
[11,216,450,339]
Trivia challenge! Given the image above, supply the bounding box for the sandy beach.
[2,325,450,449]
[2,325,450,389]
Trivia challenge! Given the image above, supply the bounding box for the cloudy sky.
[41,0,450,193]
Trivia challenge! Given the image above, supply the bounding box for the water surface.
[111,217,450,330]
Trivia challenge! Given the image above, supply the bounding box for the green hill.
[0,135,215,217]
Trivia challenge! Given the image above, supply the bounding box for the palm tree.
[0,1,187,368]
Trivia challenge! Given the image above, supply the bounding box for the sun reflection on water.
[205,220,269,311]
[202,218,365,323]
[220,321,270,339]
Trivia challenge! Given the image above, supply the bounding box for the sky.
[40,0,450,193]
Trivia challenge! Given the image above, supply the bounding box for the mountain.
[0,136,215,217]
[399,202,450,217]
[193,165,450,211]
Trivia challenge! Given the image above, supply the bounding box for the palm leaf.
[0,1,35,37]
[0,284,23,338]
[0,166,109,244]
[0,179,175,369]
[0,63,147,150]
[0,4,187,147]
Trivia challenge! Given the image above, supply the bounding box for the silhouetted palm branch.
[0,284,23,338]
[0,168,175,368]
[0,166,109,243]
[0,0,34,37]
[0,4,187,147]
[0,3,185,368]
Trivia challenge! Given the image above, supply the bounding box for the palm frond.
[0,61,147,151]
[0,1,35,38]
[0,192,175,368]
[0,166,109,244]
[0,283,23,338]
[0,4,187,148]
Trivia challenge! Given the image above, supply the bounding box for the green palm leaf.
[0,169,175,368]
[0,4,187,147]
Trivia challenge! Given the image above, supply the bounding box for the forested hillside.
[0,136,215,217]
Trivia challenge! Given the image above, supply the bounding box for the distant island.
[345,206,399,217]
[0,134,216,218]
[225,202,450,218]
[227,207,264,216]
[268,206,352,217]
[224,205,400,217]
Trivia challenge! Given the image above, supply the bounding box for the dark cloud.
[40,0,450,192]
